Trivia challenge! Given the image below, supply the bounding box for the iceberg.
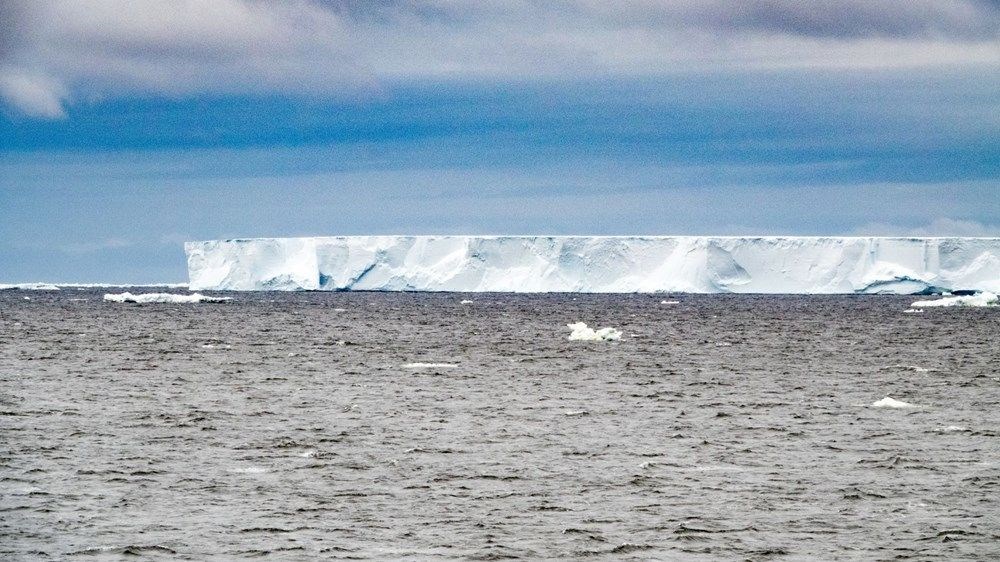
[0,283,60,291]
[185,236,1000,294]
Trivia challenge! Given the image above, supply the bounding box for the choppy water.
[1,290,999,560]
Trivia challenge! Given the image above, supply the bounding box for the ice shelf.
[185,236,1000,294]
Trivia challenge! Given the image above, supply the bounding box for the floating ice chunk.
[911,291,998,308]
[563,410,589,416]
[660,300,680,304]
[460,299,474,304]
[871,396,919,409]
[903,309,924,313]
[937,426,969,432]
[104,292,230,304]
[402,362,458,369]
[567,322,622,341]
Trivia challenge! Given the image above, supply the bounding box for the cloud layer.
[2,0,998,117]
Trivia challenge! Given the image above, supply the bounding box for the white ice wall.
[185,236,1000,294]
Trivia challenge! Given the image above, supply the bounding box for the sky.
[1,0,998,283]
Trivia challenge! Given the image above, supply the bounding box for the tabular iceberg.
[185,236,1000,294]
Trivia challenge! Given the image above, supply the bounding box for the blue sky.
[1,1,998,282]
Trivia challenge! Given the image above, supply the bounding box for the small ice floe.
[936,426,969,433]
[563,410,589,417]
[911,291,998,308]
[104,292,230,304]
[22,296,30,300]
[402,362,458,369]
[566,322,622,341]
[333,308,347,312]
[200,344,231,349]
[660,300,680,305]
[299,450,317,458]
[460,299,474,305]
[903,309,923,314]
[871,396,919,409]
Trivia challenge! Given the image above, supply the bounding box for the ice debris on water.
[460,299,474,304]
[104,292,230,304]
[871,396,919,409]
[911,291,998,308]
[402,362,458,369]
[567,322,622,341]
[660,300,680,305]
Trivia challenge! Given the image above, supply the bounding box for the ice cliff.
[185,236,1000,294]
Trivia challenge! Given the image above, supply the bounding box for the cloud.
[1,0,998,117]
[0,70,67,118]
[851,218,1000,237]
[60,237,133,254]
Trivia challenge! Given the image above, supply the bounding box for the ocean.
[2,289,999,559]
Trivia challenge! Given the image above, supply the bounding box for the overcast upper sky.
[1,0,998,282]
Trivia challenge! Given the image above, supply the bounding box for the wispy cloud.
[1,0,997,117]
[59,237,133,254]
[851,218,1000,237]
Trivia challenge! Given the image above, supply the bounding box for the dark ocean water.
[1,289,999,560]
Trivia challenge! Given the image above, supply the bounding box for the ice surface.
[871,397,919,408]
[185,236,1000,293]
[567,322,622,341]
[911,291,998,308]
[103,292,230,303]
